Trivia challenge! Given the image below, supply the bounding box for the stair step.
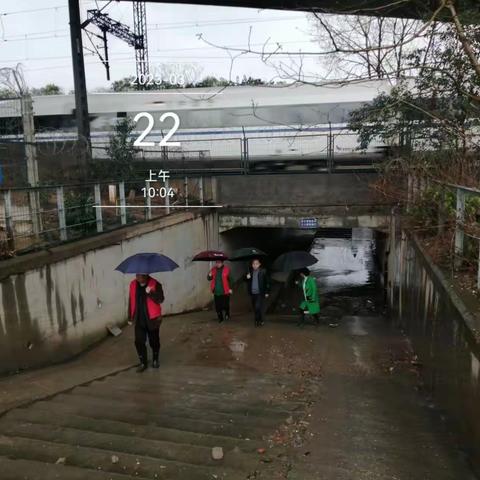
[0,421,257,470]
[5,407,262,451]
[0,435,247,480]
[0,455,143,480]
[0,366,309,478]
[70,384,295,419]
[22,400,272,439]
[49,392,284,430]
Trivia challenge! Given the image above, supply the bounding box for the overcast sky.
[0,1,320,92]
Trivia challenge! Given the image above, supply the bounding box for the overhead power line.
[0,14,306,42]
[148,15,306,30]
[0,1,97,16]
[0,5,67,16]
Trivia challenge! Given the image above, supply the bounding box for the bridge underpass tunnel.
[220,226,388,324]
[215,225,475,479]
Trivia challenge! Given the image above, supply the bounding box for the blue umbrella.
[115,253,179,274]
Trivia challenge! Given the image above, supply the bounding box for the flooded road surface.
[309,228,378,295]
[254,227,475,479]
[271,227,383,322]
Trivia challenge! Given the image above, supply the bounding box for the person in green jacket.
[298,267,321,327]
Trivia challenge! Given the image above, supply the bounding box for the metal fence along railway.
[406,176,480,290]
[0,176,214,258]
[0,130,385,188]
[89,130,385,171]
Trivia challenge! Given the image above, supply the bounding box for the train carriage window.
[117,112,127,118]
[34,114,76,132]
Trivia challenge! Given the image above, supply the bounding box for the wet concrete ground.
[0,228,477,478]
[0,299,476,478]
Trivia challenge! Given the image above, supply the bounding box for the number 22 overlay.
[133,112,180,147]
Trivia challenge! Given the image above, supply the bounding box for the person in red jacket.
[129,274,164,372]
[207,260,232,323]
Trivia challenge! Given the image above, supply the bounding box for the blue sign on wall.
[299,217,318,229]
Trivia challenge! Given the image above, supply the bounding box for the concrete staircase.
[0,366,306,479]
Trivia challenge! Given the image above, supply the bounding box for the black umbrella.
[229,247,267,262]
[272,251,317,272]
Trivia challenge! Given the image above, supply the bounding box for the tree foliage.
[31,83,64,95]
[348,21,480,157]
[106,117,137,178]
[90,117,137,179]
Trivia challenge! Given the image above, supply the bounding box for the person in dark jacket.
[246,258,270,327]
[207,260,233,323]
[129,274,164,372]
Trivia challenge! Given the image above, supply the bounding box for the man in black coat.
[245,258,270,327]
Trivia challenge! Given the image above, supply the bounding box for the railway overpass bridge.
[216,172,391,232]
[0,170,479,478]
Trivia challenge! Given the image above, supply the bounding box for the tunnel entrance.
[221,226,387,325]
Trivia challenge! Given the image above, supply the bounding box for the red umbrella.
[193,250,228,261]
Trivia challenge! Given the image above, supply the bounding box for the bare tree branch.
[446,0,480,80]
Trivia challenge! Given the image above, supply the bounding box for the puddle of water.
[309,228,377,295]
[229,338,248,360]
[345,316,369,336]
[270,227,382,320]
[352,344,372,373]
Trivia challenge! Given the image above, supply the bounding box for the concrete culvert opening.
[220,226,388,326]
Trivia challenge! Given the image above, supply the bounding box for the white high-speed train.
[0,81,392,170]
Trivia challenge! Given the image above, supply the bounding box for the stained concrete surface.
[0,227,476,478]
[0,211,218,375]
[389,232,480,473]
[0,295,476,479]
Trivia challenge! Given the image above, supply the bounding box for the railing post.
[145,180,152,221]
[407,174,413,212]
[28,190,41,240]
[243,138,249,174]
[165,178,170,215]
[327,123,334,172]
[241,129,247,174]
[211,177,218,205]
[184,176,189,208]
[56,186,67,241]
[437,186,445,236]
[3,190,15,251]
[118,181,127,225]
[454,187,465,269]
[477,240,480,290]
[199,176,204,205]
[94,183,103,233]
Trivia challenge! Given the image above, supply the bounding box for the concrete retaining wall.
[388,229,480,472]
[0,211,218,375]
[216,173,383,206]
